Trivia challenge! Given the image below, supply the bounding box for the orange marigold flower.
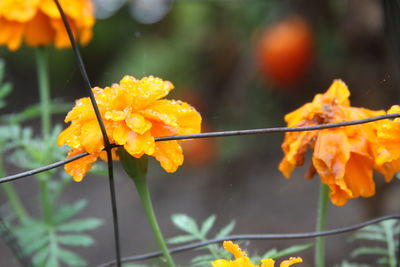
[0,0,94,50]
[211,241,303,267]
[279,80,389,206]
[58,75,202,182]
[375,105,400,180]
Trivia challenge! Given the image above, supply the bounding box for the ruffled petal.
[153,141,183,172]
[57,123,81,149]
[80,120,104,154]
[279,257,303,267]
[260,259,275,267]
[24,11,54,47]
[120,75,174,110]
[65,149,98,182]
[124,131,155,157]
[142,99,201,135]
[126,113,152,135]
[0,18,24,51]
[313,129,350,185]
[0,0,39,22]
[344,153,375,198]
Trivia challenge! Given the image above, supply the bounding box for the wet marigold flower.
[212,241,302,267]
[375,105,400,180]
[279,80,390,206]
[0,0,94,50]
[58,75,202,182]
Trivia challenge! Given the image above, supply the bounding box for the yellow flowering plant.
[212,241,303,267]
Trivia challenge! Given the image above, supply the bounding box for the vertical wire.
[52,1,121,266]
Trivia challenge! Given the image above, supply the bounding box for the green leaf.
[272,243,314,259]
[381,219,397,229]
[171,214,199,235]
[23,235,49,254]
[167,234,198,244]
[54,200,87,224]
[14,220,47,245]
[58,234,94,246]
[58,248,86,266]
[192,254,216,263]
[1,101,72,124]
[200,215,216,236]
[351,232,385,242]
[32,247,50,266]
[215,221,235,239]
[261,248,278,259]
[58,218,103,232]
[351,246,388,258]
[361,224,384,234]
[0,82,12,99]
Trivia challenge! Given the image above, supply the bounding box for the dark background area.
[1,0,400,266]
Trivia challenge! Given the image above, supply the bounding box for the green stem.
[383,222,396,267]
[133,175,176,267]
[39,177,52,225]
[35,48,51,138]
[1,183,27,220]
[0,150,27,220]
[315,183,329,267]
[35,47,53,225]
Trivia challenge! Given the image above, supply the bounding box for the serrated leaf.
[23,235,49,254]
[272,243,314,259]
[351,232,385,242]
[381,219,397,229]
[14,220,47,244]
[377,257,389,265]
[361,224,383,234]
[58,248,86,266]
[32,247,50,266]
[171,214,199,235]
[351,246,388,258]
[54,200,87,224]
[200,215,216,236]
[215,221,235,239]
[0,82,12,99]
[192,254,216,263]
[58,218,102,232]
[58,234,94,247]
[168,234,198,244]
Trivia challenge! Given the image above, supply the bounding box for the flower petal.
[80,120,104,154]
[65,149,98,182]
[343,153,375,198]
[124,131,155,157]
[313,129,350,185]
[126,113,152,135]
[153,141,183,172]
[142,99,201,135]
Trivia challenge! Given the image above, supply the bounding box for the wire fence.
[0,1,399,266]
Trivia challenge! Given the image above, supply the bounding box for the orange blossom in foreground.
[58,75,202,182]
[278,80,395,206]
[0,0,94,50]
[212,241,303,267]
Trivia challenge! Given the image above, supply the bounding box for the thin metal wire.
[1,112,399,184]
[52,1,121,266]
[98,214,400,267]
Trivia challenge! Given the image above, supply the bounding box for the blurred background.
[1,0,400,266]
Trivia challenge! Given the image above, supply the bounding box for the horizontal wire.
[98,214,400,267]
[1,112,399,184]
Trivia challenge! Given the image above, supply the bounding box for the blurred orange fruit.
[258,16,314,87]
